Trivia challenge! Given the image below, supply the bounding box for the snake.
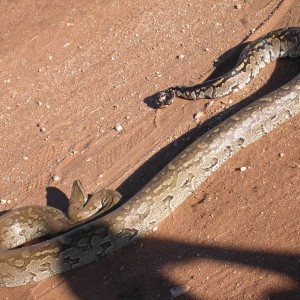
[0,27,299,287]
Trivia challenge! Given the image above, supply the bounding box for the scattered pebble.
[152,226,158,232]
[194,111,204,120]
[114,123,123,132]
[204,48,209,52]
[52,175,60,181]
[69,149,78,155]
[23,156,29,161]
[238,166,247,172]
[234,3,242,9]
[205,101,214,109]
[278,153,284,157]
[176,54,185,59]
[155,71,162,78]
[37,123,46,132]
[170,285,190,298]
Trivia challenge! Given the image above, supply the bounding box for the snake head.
[152,89,176,108]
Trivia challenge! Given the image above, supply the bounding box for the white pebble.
[114,123,123,132]
[278,153,284,157]
[238,166,247,172]
[53,175,60,181]
[152,226,158,232]
[194,111,204,120]
[170,285,190,297]
[176,54,185,59]
[23,156,29,161]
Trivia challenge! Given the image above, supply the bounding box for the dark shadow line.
[63,235,299,300]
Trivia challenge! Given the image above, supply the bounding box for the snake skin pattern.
[0,27,299,287]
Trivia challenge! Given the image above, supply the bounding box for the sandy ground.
[0,0,299,299]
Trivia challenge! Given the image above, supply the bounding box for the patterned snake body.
[0,27,300,287]
[154,27,300,107]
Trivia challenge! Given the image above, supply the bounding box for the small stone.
[278,153,284,157]
[194,111,204,120]
[69,149,78,155]
[155,71,162,78]
[170,285,190,297]
[234,3,241,9]
[114,123,123,132]
[204,48,209,52]
[120,266,125,271]
[238,166,247,172]
[0,199,8,204]
[176,54,185,59]
[152,226,158,232]
[205,101,214,109]
[23,156,29,161]
[40,127,46,132]
[52,175,60,181]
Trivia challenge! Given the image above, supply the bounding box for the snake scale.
[0,27,300,287]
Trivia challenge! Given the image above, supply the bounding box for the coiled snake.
[0,27,299,287]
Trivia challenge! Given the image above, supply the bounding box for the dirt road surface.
[0,0,299,299]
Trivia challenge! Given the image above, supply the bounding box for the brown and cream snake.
[0,27,299,287]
